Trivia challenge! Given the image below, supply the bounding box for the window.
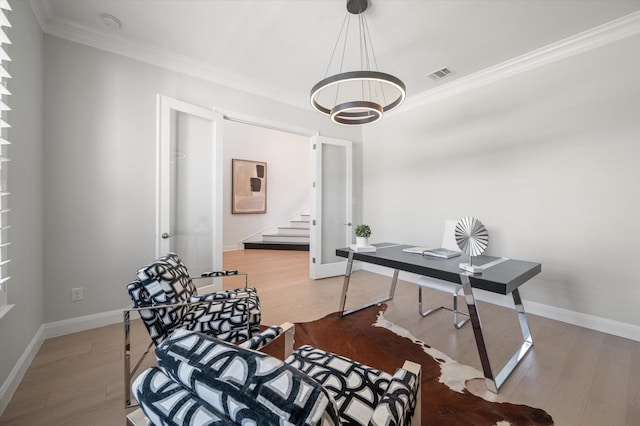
[0,0,11,316]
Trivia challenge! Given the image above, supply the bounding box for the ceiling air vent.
[426,67,454,80]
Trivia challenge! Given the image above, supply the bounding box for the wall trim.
[0,324,45,416]
[29,2,640,116]
[362,263,640,342]
[43,308,126,339]
[28,0,306,110]
[394,11,640,114]
[41,262,640,343]
[39,263,640,344]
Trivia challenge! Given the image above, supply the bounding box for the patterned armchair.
[128,326,422,426]
[124,252,261,407]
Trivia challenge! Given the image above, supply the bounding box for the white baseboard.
[0,324,45,416]
[43,308,128,339]
[362,263,640,342]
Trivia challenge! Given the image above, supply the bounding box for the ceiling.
[32,0,640,110]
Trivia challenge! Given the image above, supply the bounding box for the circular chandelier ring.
[310,70,406,117]
[330,101,383,125]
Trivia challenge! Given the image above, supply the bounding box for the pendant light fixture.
[310,0,406,126]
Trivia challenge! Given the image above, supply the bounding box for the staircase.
[243,214,310,251]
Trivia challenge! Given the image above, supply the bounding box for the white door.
[310,135,353,279]
[156,95,224,288]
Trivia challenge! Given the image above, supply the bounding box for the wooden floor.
[1,249,639,425]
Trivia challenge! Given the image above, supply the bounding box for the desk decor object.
[455,216,489,274]
[353,224,371,247]
[403,246,461,258]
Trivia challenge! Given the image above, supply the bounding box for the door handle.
[161,232,175,239]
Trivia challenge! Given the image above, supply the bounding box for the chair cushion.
[176,296,251,343]
[133,367,233,426]
[190,287,262,337]
[285,345,394,425]
[127,284,261,346]
[156,329,341,425]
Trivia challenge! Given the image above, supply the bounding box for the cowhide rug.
[265,304,553,426]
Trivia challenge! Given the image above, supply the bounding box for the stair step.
[277,227,309,236]
[289,220,310,228]
[262,234,309,243]
[244,241,309,251]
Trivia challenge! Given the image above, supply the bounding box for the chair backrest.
[132,328,420,426]
[153,330,342,425]
[136,252,198,304]
[127,253,197,345]
[441,219,459,251]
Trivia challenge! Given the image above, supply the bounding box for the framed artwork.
[232,159,267,214]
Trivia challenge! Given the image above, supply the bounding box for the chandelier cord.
[333,12,352,108]
[361,12,388,110]
[324,12,349,79]
[358,13,368,103]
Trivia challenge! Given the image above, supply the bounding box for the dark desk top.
[336,243,541,295]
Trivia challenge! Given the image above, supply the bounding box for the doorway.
[156,97,353,281]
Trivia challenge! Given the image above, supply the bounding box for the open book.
[402,247,461,259]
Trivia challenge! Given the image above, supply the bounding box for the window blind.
[0,0,11,310]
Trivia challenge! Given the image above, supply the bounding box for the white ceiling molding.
[29,2,640,117]
[394,11,640,115]
[28,0,307,110]
[27,0,51,31]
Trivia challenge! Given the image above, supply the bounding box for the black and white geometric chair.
[128,326,422,426]
[124,252,261,407]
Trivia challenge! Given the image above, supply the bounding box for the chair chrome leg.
[418,287,469,327]
[124,309,155,408]
[418,287,446,317]
[452,294,470,329]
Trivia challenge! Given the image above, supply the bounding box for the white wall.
[41,35,360,324]
[223,120,310,250]
[363,35,640,329]
[0,0,45,412]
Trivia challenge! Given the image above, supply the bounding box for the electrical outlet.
[71,287,83,302]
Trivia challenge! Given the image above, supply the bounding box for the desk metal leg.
[340,251,399,316]
[460,274,533,393]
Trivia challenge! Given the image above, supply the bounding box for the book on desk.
[402,247,461,259]
[349,244,377,253]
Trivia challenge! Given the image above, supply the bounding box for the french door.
[156,95,224,287]
[309,135,353,279]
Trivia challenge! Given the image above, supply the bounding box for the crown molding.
[29,2,640,116]
[28,1,307,110]
[394,11,640,115]
[27,0,51,31]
